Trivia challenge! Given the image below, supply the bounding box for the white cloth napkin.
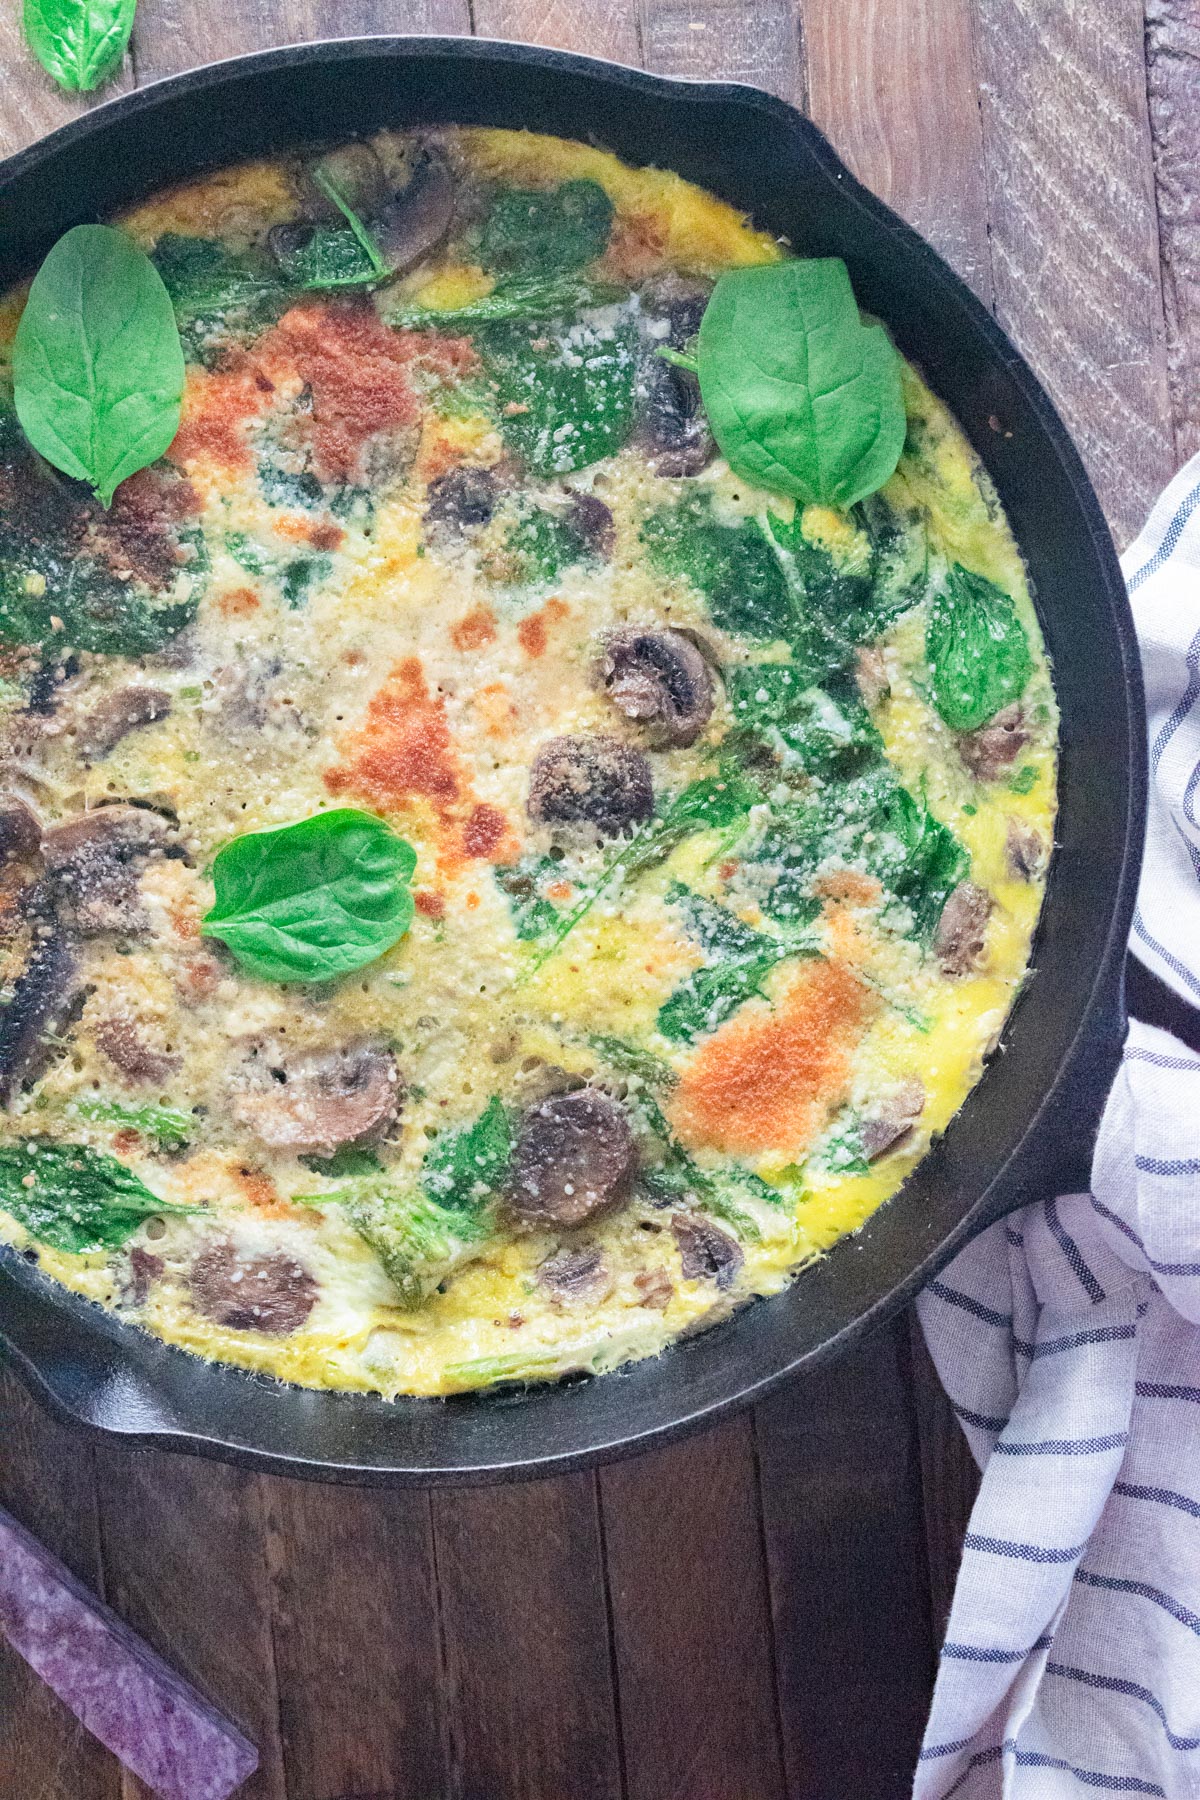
[915,452,1200,1800]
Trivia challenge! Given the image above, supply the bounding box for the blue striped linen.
[915,451,1200,1799]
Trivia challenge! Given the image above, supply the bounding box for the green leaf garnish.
[925,564,1033,733]
[14,225,185,508]
[23,0,135,93]
[0,1139,197,1253]
[202,809,417,984]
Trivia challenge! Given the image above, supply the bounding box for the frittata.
[0,128,1057,1397]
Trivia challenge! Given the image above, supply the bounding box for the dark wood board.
[0,5,1197,1797]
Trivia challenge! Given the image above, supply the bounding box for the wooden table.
[1,4,1197,1796]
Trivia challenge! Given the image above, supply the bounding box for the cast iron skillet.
[0,36,1145,1484]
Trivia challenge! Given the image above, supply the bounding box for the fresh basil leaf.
[385,274,623,330]
[0,1139,195,1253]
[421,1096,513,1213]
[14,225,185,509]
[925,564,1033,732]
[695,259,906,508]
[479,181,614,275]
[202,809,417,984]
[642,496,794,642]
[483,310,640,476]
[23,0,134,93]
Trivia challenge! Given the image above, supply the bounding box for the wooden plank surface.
[972,0,1175,547]
[474,0,642,65]
[1145,0,1200,464]
[131,0,471,83]
[639,0,805,104]
[601,1417,788,1800]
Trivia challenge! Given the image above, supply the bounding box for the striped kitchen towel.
[916,452,1200,1800]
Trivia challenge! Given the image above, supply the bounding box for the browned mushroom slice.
[93,1018,180,1087]
[508,1089,638,1227]
[77,687,171,761]
[189,1241,317,1335]
[1006,819,1047,881]
[537,1245,614,1307]
[41,805,182,935]
[125,1245,165,1306]
[299,142,388,221]
[636,277,716,477]
[0,929,78,1105]
[600,630,715,748]
[425,465,500,533]
[565,492,616,560]
[958,704,1029,781]
[373,151,456,274]
[671,1213,744,1290]
[935,882,993,977]
[232,1044,402,1156]
[860,1078,926,1161]
[527,735,654,836]
[634,1265,674,1310]
[0,799,41,863]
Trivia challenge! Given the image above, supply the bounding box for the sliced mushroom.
[671,1213,744,1290]
[425,465,500,534]
[860,1077,926,1161]
[0,800,41,864]
[93,1018,180,1087]
[300,142,388,221]
[636,278,715,477]
[189,1241,318,1336]
[77,687,171,761]
[934,882,993,977]
[41,805,181,935]
[634,1265,674,1310]
[958,704,1029,781]
[1006,818,1047,881]
[125,1245,165,1306]
[373,151,456,274]
[232,1043,402,1156]
[527,735,654,836]
[0,928,78,1105]
[565,492,615,560]
[600,629,715,748]
[508,1089,638,1227]
[537,1245,614,1307]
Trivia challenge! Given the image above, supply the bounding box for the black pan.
[0,36,1145,1484]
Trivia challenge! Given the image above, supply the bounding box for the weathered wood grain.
[972,0,1174,546]
[757,1319,936,1800]
[0,20,133,160]
[801,0,993,301]
[0,1367,121,1800]
[908,1314,979,1641]
[473,0,642,65]
[601,1414,788,1800]
[639,0,805,105]
[1145,0,1200,464]
[262,1477,445,1800]
[130,0,471,84]
[431,1473,623,1800]
[94,1450,286,1800]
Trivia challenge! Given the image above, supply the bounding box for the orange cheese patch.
[670,961,876,1157]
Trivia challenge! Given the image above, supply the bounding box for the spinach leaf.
[819,1111,870,1176]
[588,1034,678,1091]
[756,770,967,941]
[695,259,906,508]
[641,496,794,642]
[630,1085,779,1241]
[337,1180,490,1309]
[421,1096,513,1213]
[23,0,134,93]
[658,884,821,1043]
[280,554,332,608]
[0,1139,196,1253]
[726,665,881,775]
[495,856,570,942]
[479,181,614,274]
[300,1146,383,1179]
[72,1098,194,1148]
[493,504,593,587]
[483,311,640,476]
[925,564,1033,732]
[766,507,918,657]
[272,227,380,292]
[202,809,417,983]
[385,274,623,330]
[14,225,185,509]
[152,234,284,361]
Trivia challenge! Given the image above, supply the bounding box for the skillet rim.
[0,34,1146,1484]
